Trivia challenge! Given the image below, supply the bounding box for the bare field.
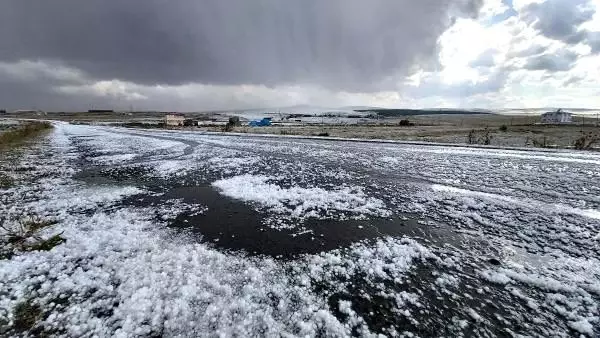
[205,114,600,149]
[4,112,600,149]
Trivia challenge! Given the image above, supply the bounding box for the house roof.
[542,110,571,116]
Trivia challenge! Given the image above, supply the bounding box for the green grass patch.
[0,121,53,146]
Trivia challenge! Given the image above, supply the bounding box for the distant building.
[165,113,185,126]
[541,109,572,124]
[0,109,6,114]
[13,109,46,116]
[88,109,114,113]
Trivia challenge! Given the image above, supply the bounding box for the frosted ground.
[1,123,599,337]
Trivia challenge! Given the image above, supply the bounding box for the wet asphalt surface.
[71,130,466,260]
[64,127,599,337]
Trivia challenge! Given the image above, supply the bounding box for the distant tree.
[574,132,599,150]
[467,129,476,144]
[222,123,234,132]
[480,127,492,145]
[228,116,241,126]
[499,125,508,132]
[467,128,493,145]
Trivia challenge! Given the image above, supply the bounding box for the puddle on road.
[120,185,463,258]
[73,161,483,258]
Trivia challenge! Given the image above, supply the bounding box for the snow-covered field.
[1,123,599,337]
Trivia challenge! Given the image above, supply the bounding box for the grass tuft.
[0,215,64,259]
[26,234,66,252]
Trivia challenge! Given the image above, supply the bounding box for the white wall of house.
[541,111,572,124]
[165,114,184,126]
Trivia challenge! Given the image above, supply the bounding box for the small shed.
[541,109,572,124]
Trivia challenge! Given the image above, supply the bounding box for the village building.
[541,109,572,124]
[13,109,47,116]
[164,113,185,126]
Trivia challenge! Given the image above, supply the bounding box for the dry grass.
[0,121,53,146]
[574,131,600,150]
[12,300,41,333]
[0,172,14,188]
[212,115,599,149]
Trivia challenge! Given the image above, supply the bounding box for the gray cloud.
[0,0,483,93]
[522,0,594,45]
[563,76,584,87]
[588,32,600,54]
[509,44,548,58]
[523,50,578,72]
[469,49,498,68]
[0,71,261,112]
[403,67,508,99]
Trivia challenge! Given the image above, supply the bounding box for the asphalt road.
[1,123,599,337]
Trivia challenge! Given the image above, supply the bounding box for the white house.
[165,113,185,126]
[541,109,572,124]
[13,109,46,116]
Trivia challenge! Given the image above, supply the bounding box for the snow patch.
[568,319,594,335]
[212,174,391,226]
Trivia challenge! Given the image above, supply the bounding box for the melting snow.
[212,174,391,227]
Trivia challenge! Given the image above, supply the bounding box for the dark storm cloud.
[523,50,578,72]
[522,0,594,45]
[0,75,110,111]
[0,0,483,91]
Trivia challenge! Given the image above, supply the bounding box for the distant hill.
[497,108,599,116]
[338,106,386,111]
[353,108,492,117]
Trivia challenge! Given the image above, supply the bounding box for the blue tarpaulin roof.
[249,118,272,127]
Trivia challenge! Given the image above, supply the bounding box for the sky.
[0,0,599,111]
